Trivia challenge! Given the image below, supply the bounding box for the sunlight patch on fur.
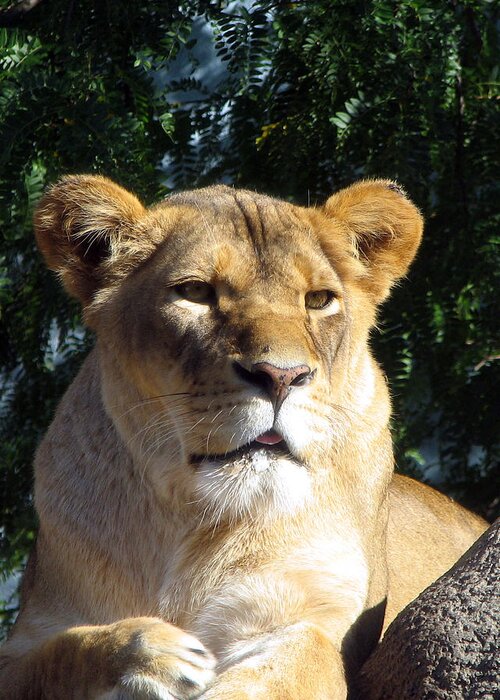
[119,673,176,699]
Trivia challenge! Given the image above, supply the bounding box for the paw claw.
[110,619,215,700]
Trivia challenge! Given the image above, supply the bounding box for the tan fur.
[0,176,487,699]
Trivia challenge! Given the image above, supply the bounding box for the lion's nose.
[233,361,315,413]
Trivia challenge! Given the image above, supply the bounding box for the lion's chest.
[155,524,371,658]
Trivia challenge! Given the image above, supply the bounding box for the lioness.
[0,176,486,699]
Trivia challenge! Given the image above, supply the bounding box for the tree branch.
[0,0,45,27]
[474,354,500,372]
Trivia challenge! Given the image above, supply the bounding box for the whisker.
[328,402,377,429]
[111,393,192,419]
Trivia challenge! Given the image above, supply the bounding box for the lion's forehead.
[163,184,300,231]
[152,187,337,291]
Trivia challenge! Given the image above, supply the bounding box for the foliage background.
[0,0,498,632]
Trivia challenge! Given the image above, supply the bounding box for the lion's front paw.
[108,617,216,700]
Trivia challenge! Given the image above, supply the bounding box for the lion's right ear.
[34,175,146,304]
[323,180,424,303]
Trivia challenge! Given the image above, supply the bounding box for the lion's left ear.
[323,179,424,302]
[34,175,146,305]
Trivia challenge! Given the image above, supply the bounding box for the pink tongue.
[255,430,283,446]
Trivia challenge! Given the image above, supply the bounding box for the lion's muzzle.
[233,360,316,415]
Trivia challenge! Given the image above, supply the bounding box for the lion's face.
[35,178,423,522]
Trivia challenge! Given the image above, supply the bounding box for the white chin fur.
[194,450,312,525]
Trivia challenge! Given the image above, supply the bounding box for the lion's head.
[35,177,423,523]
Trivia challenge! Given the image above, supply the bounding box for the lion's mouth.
[190,429,289,465]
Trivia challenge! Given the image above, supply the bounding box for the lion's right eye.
[174,281,216,305]
[305,290,336,310]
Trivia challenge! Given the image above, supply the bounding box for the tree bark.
[359,519,499,699]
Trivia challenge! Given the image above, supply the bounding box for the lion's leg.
[0,617,215,700]
[202,621,347,700]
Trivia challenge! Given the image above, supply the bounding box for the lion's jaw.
[188,384,338,523]
[99,344,349,524]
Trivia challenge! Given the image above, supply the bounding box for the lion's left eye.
[305,290,336,310]
[174,281,216,304]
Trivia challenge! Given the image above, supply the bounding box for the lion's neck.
[34,350,197,616]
